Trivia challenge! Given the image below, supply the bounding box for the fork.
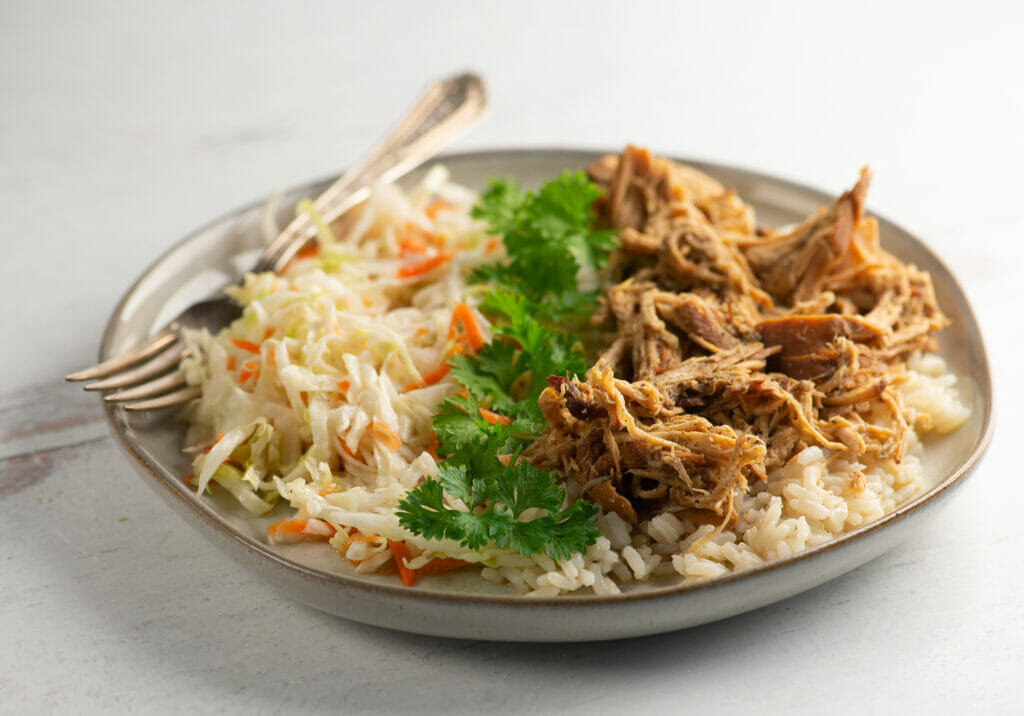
[66,72,486,411]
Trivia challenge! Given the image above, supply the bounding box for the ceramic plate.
[101,149,993,642]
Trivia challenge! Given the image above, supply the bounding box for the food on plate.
[180,146,969,596]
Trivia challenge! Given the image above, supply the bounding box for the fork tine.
[66,328,178,382]
[84,342,188,391]
[103,369,188,403]
[122,386,202,412]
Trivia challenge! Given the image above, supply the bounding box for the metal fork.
[66,72,486,411]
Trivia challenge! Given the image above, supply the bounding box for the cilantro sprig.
[396,172,615,560]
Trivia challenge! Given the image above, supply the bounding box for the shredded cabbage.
[181,170,515,562]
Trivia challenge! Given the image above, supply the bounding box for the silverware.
[66,72,487,410]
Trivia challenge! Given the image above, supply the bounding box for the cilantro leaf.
[471,178,523,231]
[396,461,600,560]
[397,170,615,562]
[469,171,615,307]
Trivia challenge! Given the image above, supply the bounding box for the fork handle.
[253,72,486,273]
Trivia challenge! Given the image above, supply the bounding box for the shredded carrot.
[395,251,452,279]
[318,484,340,497]
[267,519,308,535]
[340,439,358,458]
[479,408,512,425]
[337,380,350,393]
[267,518,335,542]
[404,362,450,392]
[226,355,236,371]
[230,338,261,354]
[447,302,485,352]
[238,359,259,384]
[388,540,418,587]
[400,221,442,253]
[349,533,384,544]
[183,473,196,487]
[202,433,226,454]
[403,344,463,392]
[426,436,440,461]
[370,421,402,450]
[263,328,274,340]
[417,557,470,576]
[424,199,450,219]
[295,241,320,260]
[414,327,429,337]
[398,232,430,256]
[485,237,502,253]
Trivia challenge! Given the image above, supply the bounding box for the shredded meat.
[525,146,948,525]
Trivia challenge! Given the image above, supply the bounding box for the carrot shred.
[238,359,259,384]
[267,518,335,542]
[388,540,418,587]
[399,233,430,256]
[426,436,440,461]
[268,519,306,535]
[349,534,384,544]
[202,432,226,454]
[403,362,450,392]
[340,439,358,458]
[395,251,453,279]
[337,380,350,393]
[183,473,196,487]
[295,241,320,260]
[479,408,512,426]
[485,237,502,253]
[226,355,236,371]
[417,557,470,576]
[370,420,402,450]
[403,343,463,392]
[230,338,261,354]
[424,199,449,219]
[447,303,485,352]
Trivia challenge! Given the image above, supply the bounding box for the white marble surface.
[2,1,1021,713]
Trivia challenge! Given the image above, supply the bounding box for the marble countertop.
[3,2,1021,712]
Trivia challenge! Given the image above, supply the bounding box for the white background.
[2,1,1021,713]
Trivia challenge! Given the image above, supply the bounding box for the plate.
[101,149,993,642]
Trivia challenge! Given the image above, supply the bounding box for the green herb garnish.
[396,172,615,560]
